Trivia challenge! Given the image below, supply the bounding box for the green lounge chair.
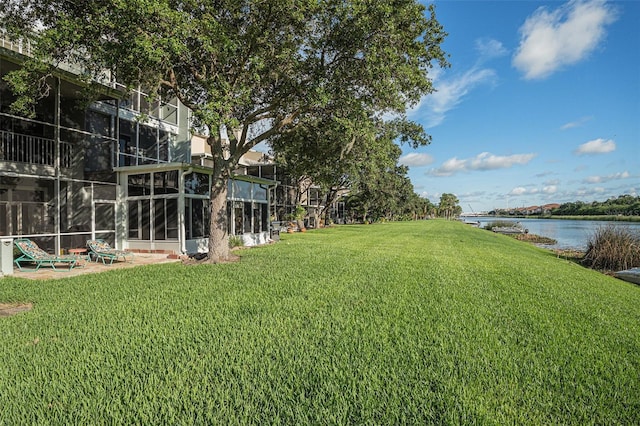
[14,238,77,271]
[87,239,134,264]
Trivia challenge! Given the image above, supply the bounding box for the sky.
[400,0,640,213]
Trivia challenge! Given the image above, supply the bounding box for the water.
[469,217,640,250]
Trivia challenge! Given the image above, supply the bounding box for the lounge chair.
[14,238,77,271]
[87,239,134,264]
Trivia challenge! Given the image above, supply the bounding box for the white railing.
[0,130,72,168]
[0,29,33,56]
[1,28,115,87]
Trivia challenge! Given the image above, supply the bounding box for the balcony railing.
[0,29,33,56]
[0,130,73,168]
[1,28,115,87]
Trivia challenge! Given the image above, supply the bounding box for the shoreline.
[484,215,640,223]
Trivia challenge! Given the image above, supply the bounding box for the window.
[128,199,150,240]
[243,202,251,233]
[185,198,209,239]
[254,184,267,201]
[60,181,91,233]
[233,180,252,199]
[139,124,157,164]
[153,198,178,240]
[0,204,6,235]
[118,119,136,166]
[86,110,112,137]
[233,201,243,235]
[154,171,179,194]
[154,199,166,240]
[185,172,210,195]
[253,204,261,233]
[128,173,151,196]
[95,203,115,231]
[128,201,138,239]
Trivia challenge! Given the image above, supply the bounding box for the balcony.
[0,29,33,57]
[0,130,73,168]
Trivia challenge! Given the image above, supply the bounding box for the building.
[1,31,276,256]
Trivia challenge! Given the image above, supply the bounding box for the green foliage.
[293,205,306,221]
[228,235,244,248]
[326,120,436,223]
[0,221,638,423]
[551,215,640,222]
[552,195,639,217]
[437,193,461,219]
[0,0,448,261]
[583,224,640,271]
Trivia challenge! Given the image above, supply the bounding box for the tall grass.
[483,219,521,230]
[583,224,640,271]
[0,221,639,424]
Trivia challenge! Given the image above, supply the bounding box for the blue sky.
[401,0,639,213]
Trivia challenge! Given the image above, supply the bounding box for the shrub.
[582,224,640,271]
[228,235,244,248]
[484,220,518,230]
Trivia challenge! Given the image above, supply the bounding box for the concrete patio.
[5,253,181,280]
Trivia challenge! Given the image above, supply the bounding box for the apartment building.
[1,33,276,256]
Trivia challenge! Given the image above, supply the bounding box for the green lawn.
[1,220,638,424]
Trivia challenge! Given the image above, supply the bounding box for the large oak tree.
[1,0,447,262]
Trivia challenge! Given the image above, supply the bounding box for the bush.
[582,224,640,271]
[484,220,518,230]
[228,235,244,248]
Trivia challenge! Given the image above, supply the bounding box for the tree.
[271,114,430,226]
[438,193,460,220]
[1,0,448,262]
[339,126,423,224]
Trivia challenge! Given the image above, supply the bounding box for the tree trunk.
[207,175,231,263]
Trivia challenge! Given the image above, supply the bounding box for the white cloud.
[475,38,508,60]
[575,187,607,197]
[535,171,556,178]
[429,157,468,176]
[409,36,507,128]
[508,185,555,197]
[561,116,593,130]
[584,171,630,183]
[509,187,528,196]
[469,152,536,171]
[513,0,617,80]
[428,152,537,177]
[398,152,434,167]
[411,67,496,128]
[575,138,616,155]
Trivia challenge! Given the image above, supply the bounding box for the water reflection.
[474,217,640,250]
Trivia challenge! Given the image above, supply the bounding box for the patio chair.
[86,239,134,264]
[14,238,77,271]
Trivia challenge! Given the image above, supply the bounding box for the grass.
[583,224,640,271]
[1,220,639,424]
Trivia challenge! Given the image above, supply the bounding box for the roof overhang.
[114,162,278,186]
